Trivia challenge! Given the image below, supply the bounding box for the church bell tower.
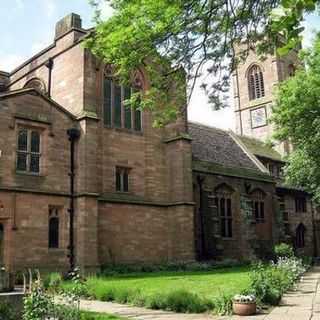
[232,46,300,156]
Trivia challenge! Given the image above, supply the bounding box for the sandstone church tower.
[232,46,300,156]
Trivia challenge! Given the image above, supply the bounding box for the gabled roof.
[237,135,283,162]
[189,122,265,172]
[0,88,77,120]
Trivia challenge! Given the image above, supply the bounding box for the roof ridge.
[188,121,230,133]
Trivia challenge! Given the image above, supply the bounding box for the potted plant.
[232,294,256,316]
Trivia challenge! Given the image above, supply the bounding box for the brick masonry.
[0,14,316,273]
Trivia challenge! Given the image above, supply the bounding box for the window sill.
[15,171,44,177]
[104,125,143,136]
[48,248,65,253]
[249,97,271,107]
[251,123,268,130]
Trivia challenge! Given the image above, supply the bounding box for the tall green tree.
[87,0,318,125]
[272,34,320,201]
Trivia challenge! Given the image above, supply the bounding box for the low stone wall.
[0,292,24,319]
[0,271,13,292]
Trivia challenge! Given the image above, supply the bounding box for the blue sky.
[0,0,109,71]
[1,1,320,129]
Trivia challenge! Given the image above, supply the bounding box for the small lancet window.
[115,167,130,192]
[248,65,265,100]
[295,223,306,248]
[48,207,59,249]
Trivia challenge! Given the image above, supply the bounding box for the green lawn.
[62,266,251,314]
[85,266,250,301]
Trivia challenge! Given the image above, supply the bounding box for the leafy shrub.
[249,262,288,305]
[274,243,294,259]
[0,301,16,320]
[249,256,307,306]
[54,304,80,320]
[23,280,54,320]
[275,257,306,281]
[213,294,233,315]
[43,272,62,292]
[301,256,313,267]
[161,289,213,313]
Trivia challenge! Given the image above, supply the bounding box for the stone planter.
[232,301,256,316]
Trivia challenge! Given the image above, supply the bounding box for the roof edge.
[9,28,90,76]
[229,131,270,174]
[0,88,77,120]
[193,160,275,183]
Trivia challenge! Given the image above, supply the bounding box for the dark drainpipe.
[67,128,81,273]
[45,58,54,98]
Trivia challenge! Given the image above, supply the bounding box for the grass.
[62,266,251,314]
[86,266,250,301]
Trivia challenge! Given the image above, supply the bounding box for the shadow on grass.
[97,266,251,281]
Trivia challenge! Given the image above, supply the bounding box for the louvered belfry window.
[248,65,265,100]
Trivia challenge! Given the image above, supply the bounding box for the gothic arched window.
[103,65,142,131]
[214,184,234,238]
[24,78,46,94]
[48,208,59,249]
[295,223,306,248]
[248,65,265,100]
[249,188,266,223]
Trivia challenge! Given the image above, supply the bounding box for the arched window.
[248,65,265,100]
[24,78,46,94]
[48,208,59,249]
[103,65,142,131]
[214,184,234,238]
[249,188,266,223]
[295,223,306,248]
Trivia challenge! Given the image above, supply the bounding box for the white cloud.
[0,53,26,72]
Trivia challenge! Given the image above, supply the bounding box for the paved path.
[80,266,320,320]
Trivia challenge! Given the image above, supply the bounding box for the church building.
[0,13,317,273]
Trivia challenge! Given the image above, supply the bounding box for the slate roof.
[237,135,283,162]
[188,122,261,172]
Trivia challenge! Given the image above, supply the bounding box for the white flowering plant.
[273,257,306,281]
[233,294,256,304]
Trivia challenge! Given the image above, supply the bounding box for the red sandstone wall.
[98,202,194,265]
